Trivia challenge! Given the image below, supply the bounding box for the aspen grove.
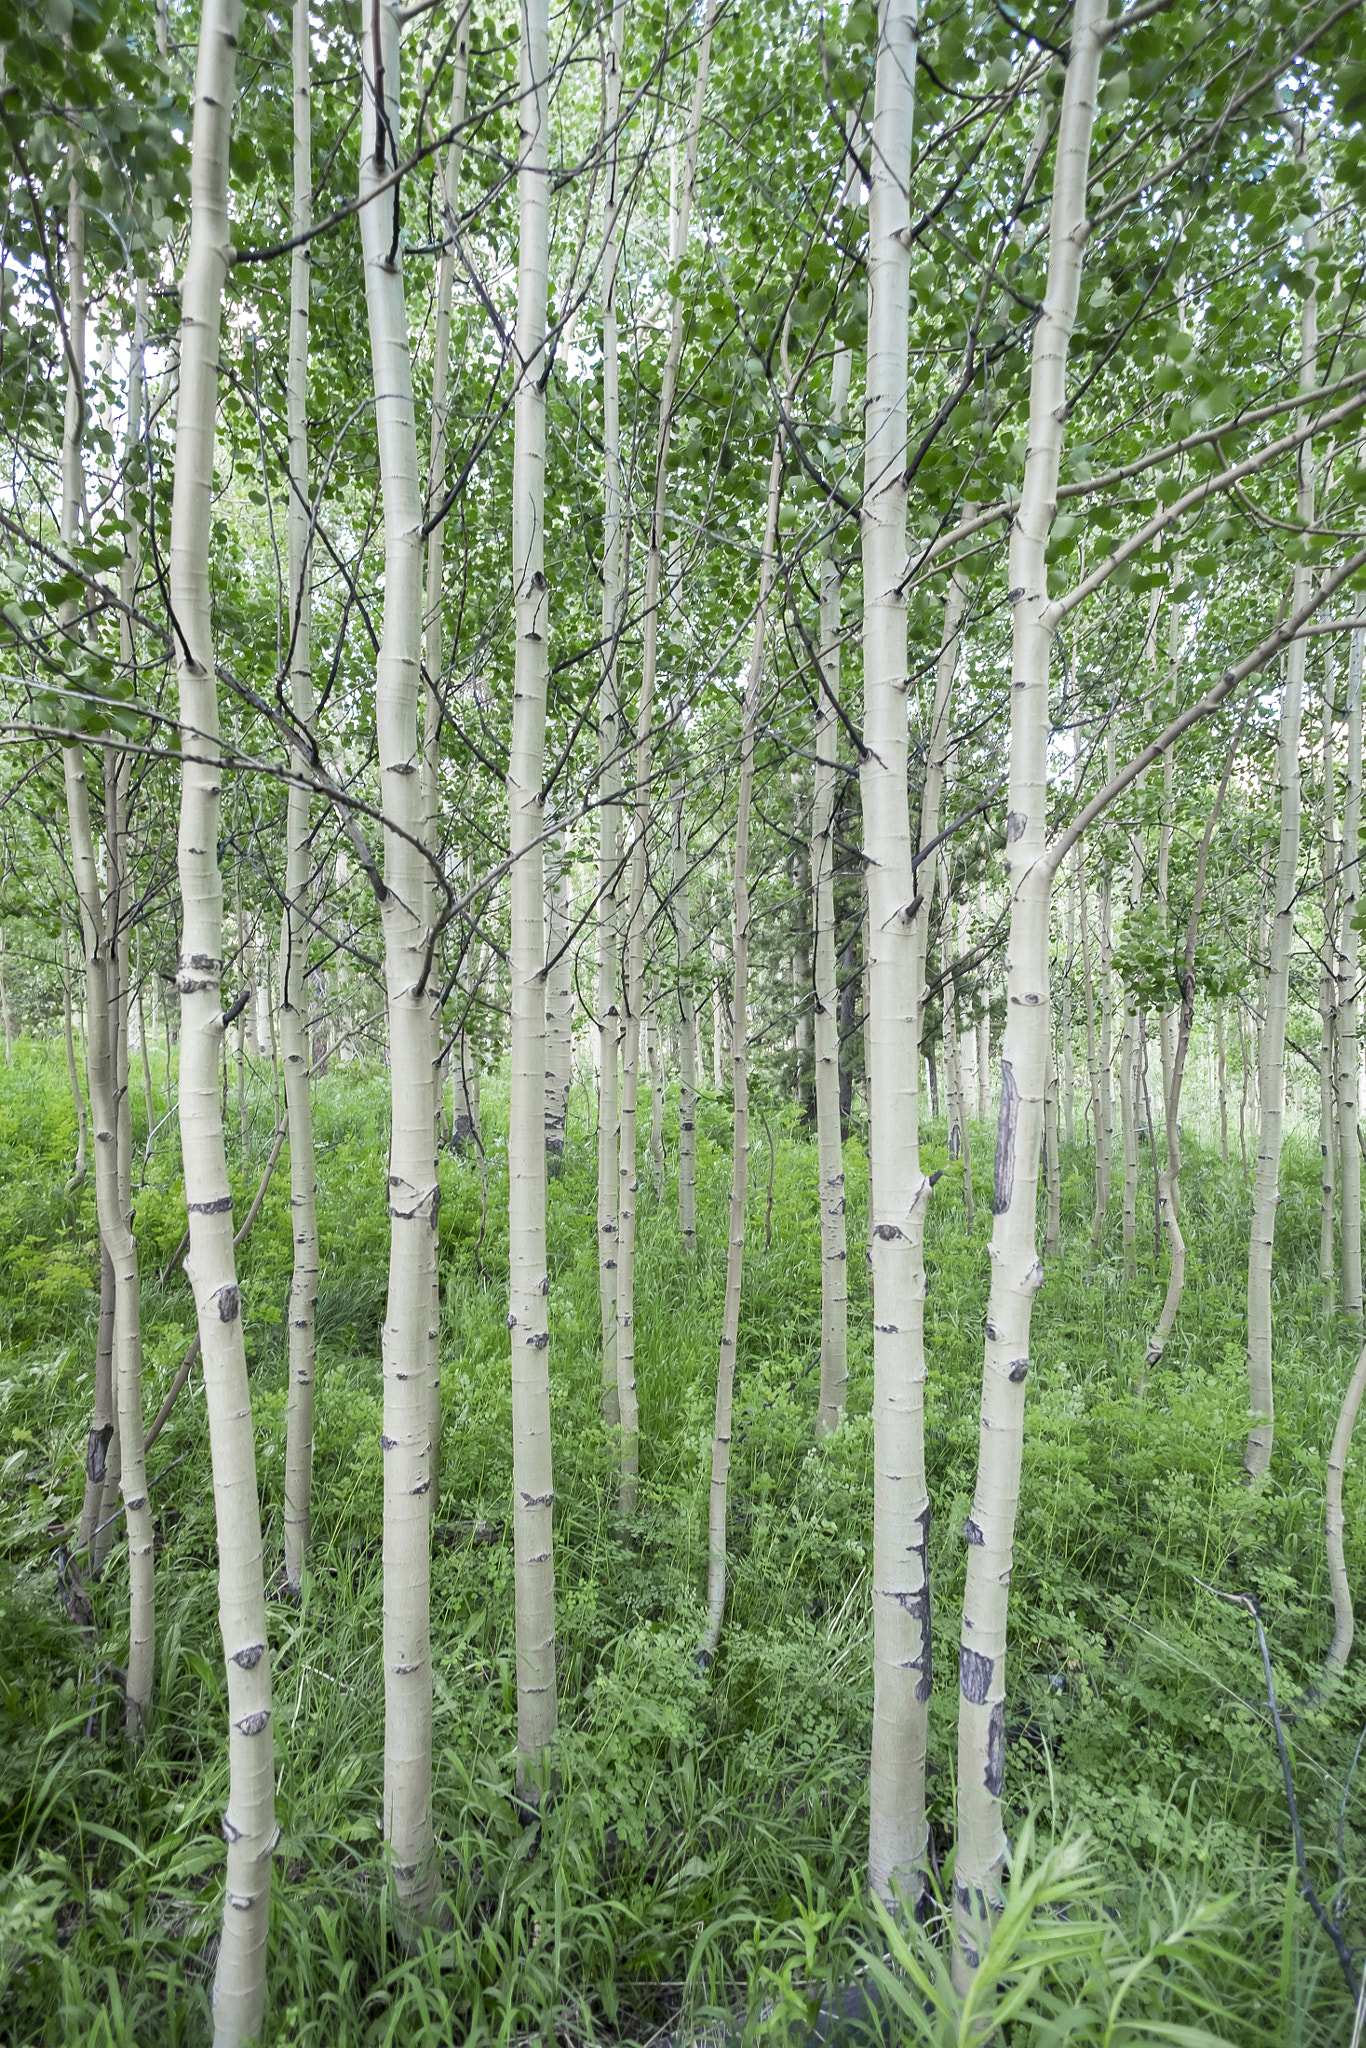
[4,0,1366,2038]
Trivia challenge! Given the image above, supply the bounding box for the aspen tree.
[614,0,716,1508]
[170,0,276,2026]
[860,0,932,1908]
[700,427,785,1665]
[1325,1335,1366,1669]
[1319,662,1338,1310]
[280,0,320,1595]
[508,0,558,1776]
[1340,627,1363,1317]
[669,757,698,1252]
[957,902,976,1229]
[421,15,471,1505]
[1246,178,1318,1484]
[812,341,850,1434]
[359,0,437,1901]
[1061,869,1076,1143]
[953,0,1105,1972]
[646,1002,665,1199]
[596,0,625,1417]
[56,171,153,1733]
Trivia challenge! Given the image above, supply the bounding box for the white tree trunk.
[861,0,931,1908]
[359,0,437,1902]
[1247,209,1317,1484]
[615,0,716,1509]
[953,0,1104,1976]
[1320,669,1339,1310]
[544,845,573,1164]
[170,0,276,2028]
[700,431,784,1664]
[507,0,558,1779]
[1340,628,1363,1317]
[596,0,625,1415]
[671,768,698,1252]
[1326,1338,1366,1670]
[281,0,320,1595]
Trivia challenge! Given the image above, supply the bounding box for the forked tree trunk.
[861,0,931,1909]
[700,429,785,1666]
[281,0,320,1595]
[812,342,850,1433]
[615,0,716,1510]
[953,0,1104,1978]
[360,0,437,1903]
[507,0,558,1781]
[597,0,625,1409]
[1246,209,1317,1485]
[1340,628,1363,1317]
[169,0,276,2029]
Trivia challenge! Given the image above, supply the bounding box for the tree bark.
[615,0,716,1512]
[861,0,931,1909]
[170,0,276,2026]
[699,430,784,1665]
[1340,628,1363,1317]
[671,765,698,1252]
[597,0,626,1413]
[954,0,1104,1978]
[360,0,438,1901]
[1325,1338,1366,1669]
[1320,661,1339,1312]
[1247,192,1317,1484]
[507,0,558,1781]
[281,0,320,1595]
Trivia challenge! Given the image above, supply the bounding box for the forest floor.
[1,1042,1364,2045]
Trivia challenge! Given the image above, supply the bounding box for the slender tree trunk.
[957,903,976,1230]
[861,0,932,1908]
[507,0,558,1781]
[671,767,698,1252]
[420,28,470,1515]
[954,0,1104,1978]
[171,0,275,2027]
[1062,868,1076,1144]
[1043,1041,1062,1258]
[615,0,716,1511]
[360,0,437,1899]
[63,925,89,1192]
[700,430,784,1665]
[1247,199,1318,1484]
[544,843,573,1166]
[0,929,9,1061]
[1320,664,1339,1311]
[1216,999,1229,1165]
[281,0,320,1595]
[977,1010,989,1123]
[1326,1338,1366,1669]
[1340,628,1363,1317]
[596,0,625,1415]
[813,339,849,1428]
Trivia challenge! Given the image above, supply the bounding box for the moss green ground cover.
[1,1041,1363,2043]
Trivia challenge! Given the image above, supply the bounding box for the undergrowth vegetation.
[1,1040,1364,2044]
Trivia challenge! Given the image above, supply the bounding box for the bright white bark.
[1340,629,1363,1317]
[596,0,625,1413]
[169,0,275,2028]
[508,0,558,1776]
[359,0,437,1900]
[615,0,716,1508]
[280,0,320,1597]
[812,345,850,1434]
[1247,209,1317,1483]
[646,1000,665,1200]
[700,432,784,1664]
[954,0,1104,1975]
[861,0,931,1909]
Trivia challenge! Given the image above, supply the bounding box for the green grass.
[0,1037,1363,2043]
